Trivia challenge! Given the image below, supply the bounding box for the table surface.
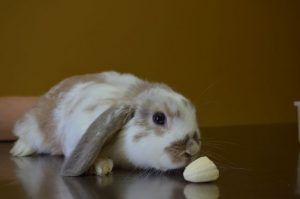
[0,124,299,199]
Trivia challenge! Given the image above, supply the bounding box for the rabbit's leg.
[10,139,35,156]
[90,158,114,176]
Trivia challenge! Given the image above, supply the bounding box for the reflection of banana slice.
[183,156,219,183]
[184,184,219,199]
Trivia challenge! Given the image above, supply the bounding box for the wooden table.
[0,124,299,199]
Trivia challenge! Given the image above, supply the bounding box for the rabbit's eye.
[152,112,166,125]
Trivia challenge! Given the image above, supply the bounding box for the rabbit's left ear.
[61,105,134,176]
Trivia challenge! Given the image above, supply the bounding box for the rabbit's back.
[12,71,140,156]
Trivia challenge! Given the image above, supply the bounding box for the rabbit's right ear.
[61,105,134,176]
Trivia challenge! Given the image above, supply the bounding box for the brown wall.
[0,0,299,127]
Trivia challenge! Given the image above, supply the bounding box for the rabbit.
[10,71,201,176]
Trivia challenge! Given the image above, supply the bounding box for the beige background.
[0,0,299,127]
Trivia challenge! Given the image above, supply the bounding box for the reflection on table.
[12,156,219,199]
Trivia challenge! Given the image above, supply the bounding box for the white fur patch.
[53,72,139,156]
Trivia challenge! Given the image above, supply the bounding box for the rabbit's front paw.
[10,140,35,157]
[93,158,113,176]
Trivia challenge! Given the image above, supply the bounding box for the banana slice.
[183,156,219,183]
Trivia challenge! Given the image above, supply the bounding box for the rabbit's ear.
[61,105,134,176]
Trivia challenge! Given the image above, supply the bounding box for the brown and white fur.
[11,71,201,175]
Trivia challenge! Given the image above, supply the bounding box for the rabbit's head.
[122,84,201,171]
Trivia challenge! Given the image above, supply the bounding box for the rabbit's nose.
[185,139,200,156]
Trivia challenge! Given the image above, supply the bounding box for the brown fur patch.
[165,136,189,163]
[165,135,200,164]
[85,104,99,112]
[68,98,83,115]
[153,126,166,136]
[133,132,149,142]
[124,81,173,100]
[139,105,151,119]
[134,120,148,127]
[123,81,152,100]
[164,102,173,117]
[181,98,194,108]
[163,102,181,118]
